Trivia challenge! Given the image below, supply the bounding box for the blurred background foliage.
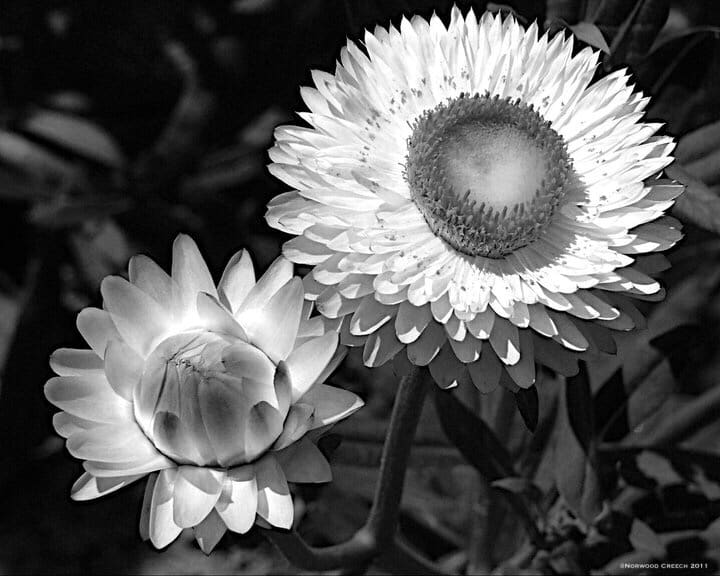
[1,0,720,574]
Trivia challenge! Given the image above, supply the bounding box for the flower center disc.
[405,93,577,258]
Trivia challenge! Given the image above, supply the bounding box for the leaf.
[629,519,665,556]
[23,110,125,168]
[0,130,76,184]
[514,386,539,432]
[544,0,582,25]
[676,119,720,166]
[635,451,684,485]
[555,363,604,523]
[569,22,610,53]
[668,163,720,235]
[625,359,675,434]
[491,476,543,502]
[594,369,628,441]
[29,196,131,229]
[598,0,670,68]
[434,389,516,481]
[566,362,595,453]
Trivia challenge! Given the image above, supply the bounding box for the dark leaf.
[598,0,670,69]
[23,110,125,169]
[491,476,543,502]
[434,389,515,481]
[0,130,76,184]
[569,22,610,53]
[29,196,131,229]
[544,0,582,26]
[668,163,720,236]
[626,360,675,433]
[594,369,628,441]
[676,119,720,167]
[629,519,665,556]
[514,386,539,432]
[635,451,684,485]
[555,363,604,522]
[566,362,594,453]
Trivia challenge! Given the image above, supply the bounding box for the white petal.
[104,339,143,401]
[489,318,521,366]
[395,301,432,344]
[236,256,293,320]
[67,422,160,463]
[218,249,255,313]
[244,278,304,363]
[197,292,248,339]
[149,468,183,549]
[50,348,104,376]
[71,471,144,501]
[363,321,404,367]
[273,403,315,450]
[128,254,174,310]
[350,296,395,336]
[101,276,171,357]
[173,466,225,528]
[216,467,258,534]
[76,308,121,357]
[504,329,536,389]
[222,340,276,383]
[45,375,132,424]
[171,234,218,312]
[300,384,364,427]
[285,331,339,402]
[255,455,294,529]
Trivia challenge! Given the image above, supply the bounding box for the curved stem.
[265,366,431,571]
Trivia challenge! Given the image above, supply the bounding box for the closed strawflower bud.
[46,234,363,553]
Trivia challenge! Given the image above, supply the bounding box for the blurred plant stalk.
[265,366,440,573]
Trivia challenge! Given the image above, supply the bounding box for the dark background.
[1,1,720,574]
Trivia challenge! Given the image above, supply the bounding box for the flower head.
[266,8,683,391]
[46,235,362,552]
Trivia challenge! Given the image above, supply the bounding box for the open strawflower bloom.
[45,235,363,553]
[266,6,684,392]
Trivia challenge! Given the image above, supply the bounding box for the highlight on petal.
[71,471,145,501]
[299,384,364,427]
[76,308,121,357]
[218,249,255,313]
[285,331,339,402]
[50,348,105,376]
[172,466,224,528]
[216,466,258,534]
[101,276,172,357]
[255,455,294,529]
[149,468,183,549]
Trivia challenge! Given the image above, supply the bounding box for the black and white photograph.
[1,1,719,574]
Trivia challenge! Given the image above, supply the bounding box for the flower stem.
[265,365,431,571]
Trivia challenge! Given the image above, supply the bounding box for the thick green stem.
[265,366,431,571]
